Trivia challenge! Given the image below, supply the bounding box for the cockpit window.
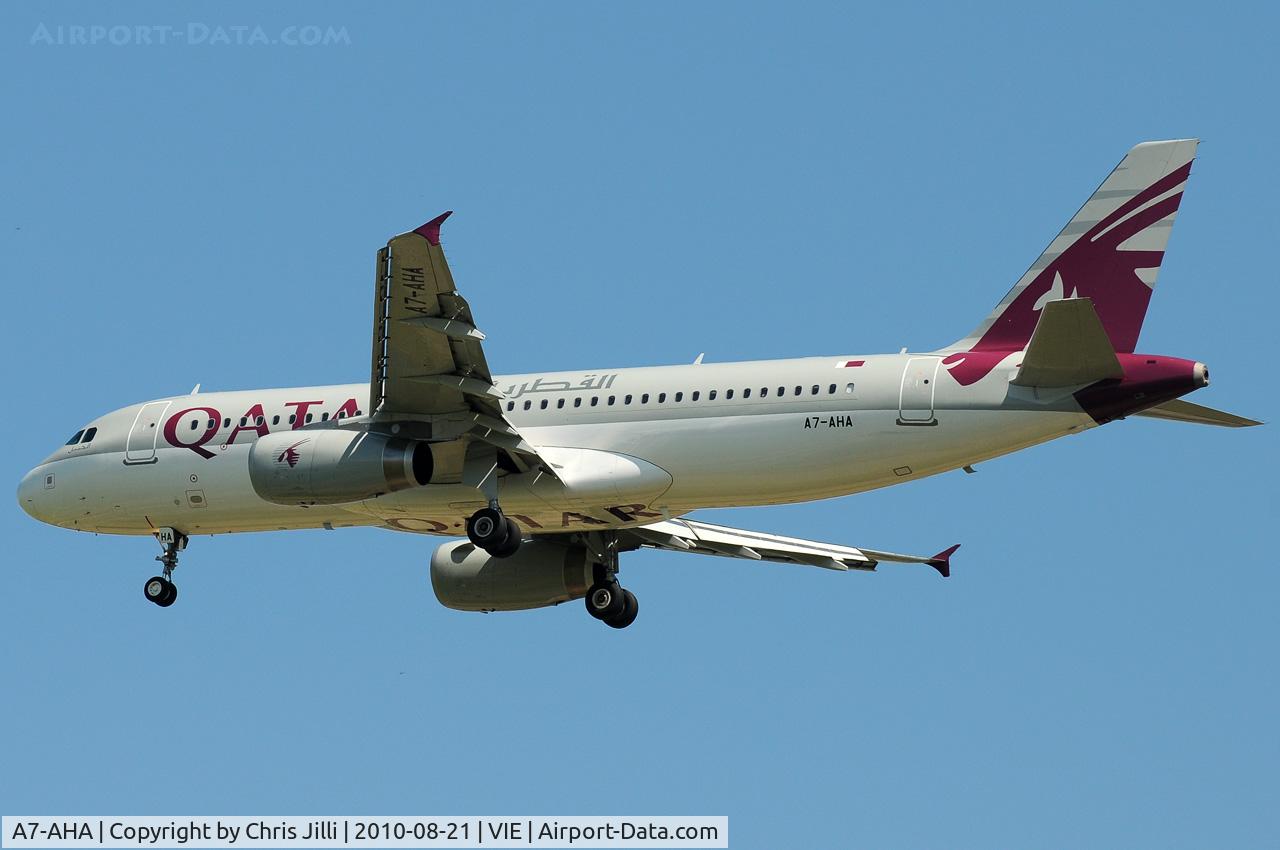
[82,427,97,443]
[65,430,85,446]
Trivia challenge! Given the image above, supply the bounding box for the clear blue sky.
[2,3,1276,847]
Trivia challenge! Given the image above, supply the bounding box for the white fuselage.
[17,352,1094,538]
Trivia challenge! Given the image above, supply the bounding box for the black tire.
[585,582,626,620]
[143,576,170,605]
[490,517,522,558]
[466,507,508,549]
[604,589,639,629]
[156,582,178,608]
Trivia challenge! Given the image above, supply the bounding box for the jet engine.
[248,429,434,506]
[430,538,595,611]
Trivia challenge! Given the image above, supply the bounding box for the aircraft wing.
[369,213,551,473]
[623,518,959,577]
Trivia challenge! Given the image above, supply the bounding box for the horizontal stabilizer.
[1133,398,1262,428]
[1010,298,1123,387]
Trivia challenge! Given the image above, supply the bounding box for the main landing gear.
[583,535,639,629]
[143,527,186,608]
[466,504,522,558]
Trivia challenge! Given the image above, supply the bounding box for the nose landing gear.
[143,575,177,607]
[144,527,186,607]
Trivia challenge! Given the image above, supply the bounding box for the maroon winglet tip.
[928,544,960,578]
[414,210,453,246]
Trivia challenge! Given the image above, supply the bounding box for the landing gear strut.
[583,534,639,629]
[466,503,521,558]
[144,527,186,607]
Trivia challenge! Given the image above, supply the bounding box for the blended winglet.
[928,544,960,578]
[413,210,453,246]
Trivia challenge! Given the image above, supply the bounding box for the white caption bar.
[3,817,727,849]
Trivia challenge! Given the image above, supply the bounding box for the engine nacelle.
[248,429,433,506]
[430,539,595,612]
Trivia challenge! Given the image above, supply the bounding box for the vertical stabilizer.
[942,140,1198,385]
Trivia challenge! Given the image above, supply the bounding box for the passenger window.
[540,399,548,410]
[607,396,615,406]
[507,402,514,411]
[523,400,532,410]
[272,415,280,425]
[760,388,768,397]
[557,399,565,409]
[726,389,734,399]
[306,413,314,423]
[846,383,855,393]
[590,397,599,407]
[190,419,199,431]
[574,398,582,408]
[240,417,248,427]
[641,393,649,403]
[288,414,296,424]
[321,412,330,422]
[744,388,751,399]
[675,392,683,402]
[223,418,231,428]
[778,386,785,396]
[624,394,633,405]
[828,384,836,394]
[691,391,700,401]
[709,390,717,400]
[658,393,666,403]
[811,385,819,395]
[255,415,265,426]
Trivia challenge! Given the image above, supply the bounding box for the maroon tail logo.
[944,162,1192,386]
[277,439,309,468]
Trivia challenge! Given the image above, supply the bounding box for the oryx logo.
[276,439,310,468]
[943,161,1193,387]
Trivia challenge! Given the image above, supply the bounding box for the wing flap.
[1010,298,1124,387]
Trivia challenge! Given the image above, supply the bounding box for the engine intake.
[431,539,594,611]
[248,429,434,506]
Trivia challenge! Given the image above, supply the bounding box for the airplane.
[16,139,1259,629]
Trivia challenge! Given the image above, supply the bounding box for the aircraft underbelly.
[53,447,372,536]
[564,408,1093,508]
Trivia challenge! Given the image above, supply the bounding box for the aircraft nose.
[17,466,50,522]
